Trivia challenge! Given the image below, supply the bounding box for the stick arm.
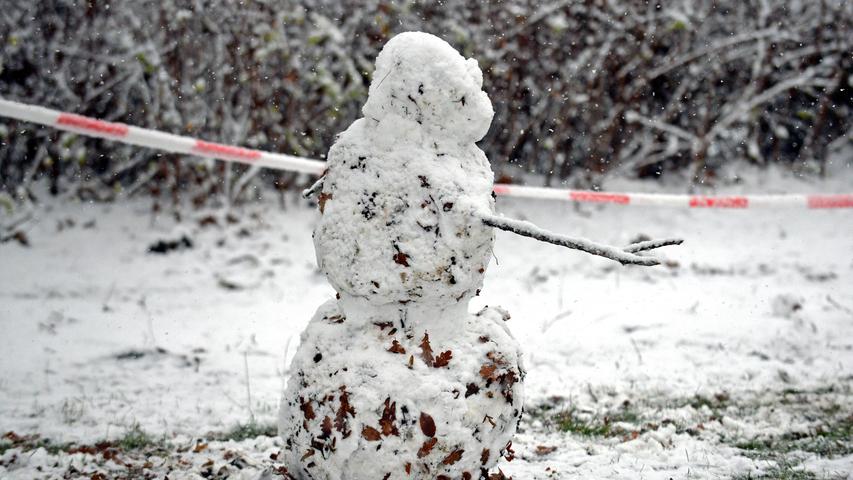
[478,212,682,266]
[302,175,325,199]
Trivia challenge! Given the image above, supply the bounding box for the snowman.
[280,32,679,479]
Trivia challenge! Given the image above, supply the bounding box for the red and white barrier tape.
[0,98,324,175]
[1,98,851,209]
[493,184,853,209]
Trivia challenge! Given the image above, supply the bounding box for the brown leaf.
[320,416,333,439]
[5,231,29,247]
[197,215,218,228]
[273,465,296,478]
[419,333,434,366]
[361,426,381,441]
[419,412,436,437]
[393,251,410,267]
[3,432,24,443]
[300,448,315,461]
[405,463,412,474]
[379,398,399,436]
[335,386,356,436]
[193,442,208,453]
[498,370,519,403]
[488,469,511,480]
[465,383,480,398]
[503,441,515,461]
[433,350,452,368]
[463,473,472,480]
[480,448,490,465]
[300,398,316,421]
[483,415,496,427]
[417,437,437,458]
[479,364,497,380]
[535,445,557,456]
[442,448,464,465]
[387,340,406,354]
[318,192,333,213]
[486,351,507,366]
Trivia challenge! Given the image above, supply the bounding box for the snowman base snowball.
[279,298,523,479]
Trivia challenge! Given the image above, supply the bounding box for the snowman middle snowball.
[314,31,496,306]
[280,32,524,479]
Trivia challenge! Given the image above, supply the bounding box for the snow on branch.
[624,111,698,143]
[709,69,834,138]
[478,213,681,266]
[302,175,325,199]
[623,238,684,254]
[646,28,795,80]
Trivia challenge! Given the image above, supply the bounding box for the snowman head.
[362,32,494,143]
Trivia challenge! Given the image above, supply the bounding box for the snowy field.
[1,166,852,479]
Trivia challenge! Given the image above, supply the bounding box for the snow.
[315,31,495,306]
[282,32,524,478]
[278,300,523,479]
[362,32,493,144]
[1,165,851,478]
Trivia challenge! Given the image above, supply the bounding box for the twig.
[646,28,794,80]
[102,282,116,312]
[826,295,853,316]
[302,175,325,199]
[587,383,599,404]
[624,238,684,253]
[244,351,255,423]
[230,164,262,204]
[479,213,681,266]
[280,335,294,377]
[624,111,698,143]
[1,210,33,234]
[630,337,644,364]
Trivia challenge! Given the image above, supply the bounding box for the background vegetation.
[0,0,850,207]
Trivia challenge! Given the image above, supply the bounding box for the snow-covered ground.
[1,166,852,479]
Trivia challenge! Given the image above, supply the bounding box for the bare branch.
[646,29,795,80]
[302,175,325,199]
[624,238,684,254]
[624,111,699,143]
[231,164,262,203]
[479,213,681,266]
[709,69,833,138]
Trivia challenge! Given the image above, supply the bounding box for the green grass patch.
[556,408,615,437]
[2,421,276,458]
[733,458,819,480]
[533,383,852,474]
[211,421,277,442]
[1,424,167,457]
[733,415,853,459]
[2,432,72,455]
[688,392,730,411]
[555,402,644,439]
[116,423,158,451]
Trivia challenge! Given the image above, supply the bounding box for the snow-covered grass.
[1,167,851,479]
